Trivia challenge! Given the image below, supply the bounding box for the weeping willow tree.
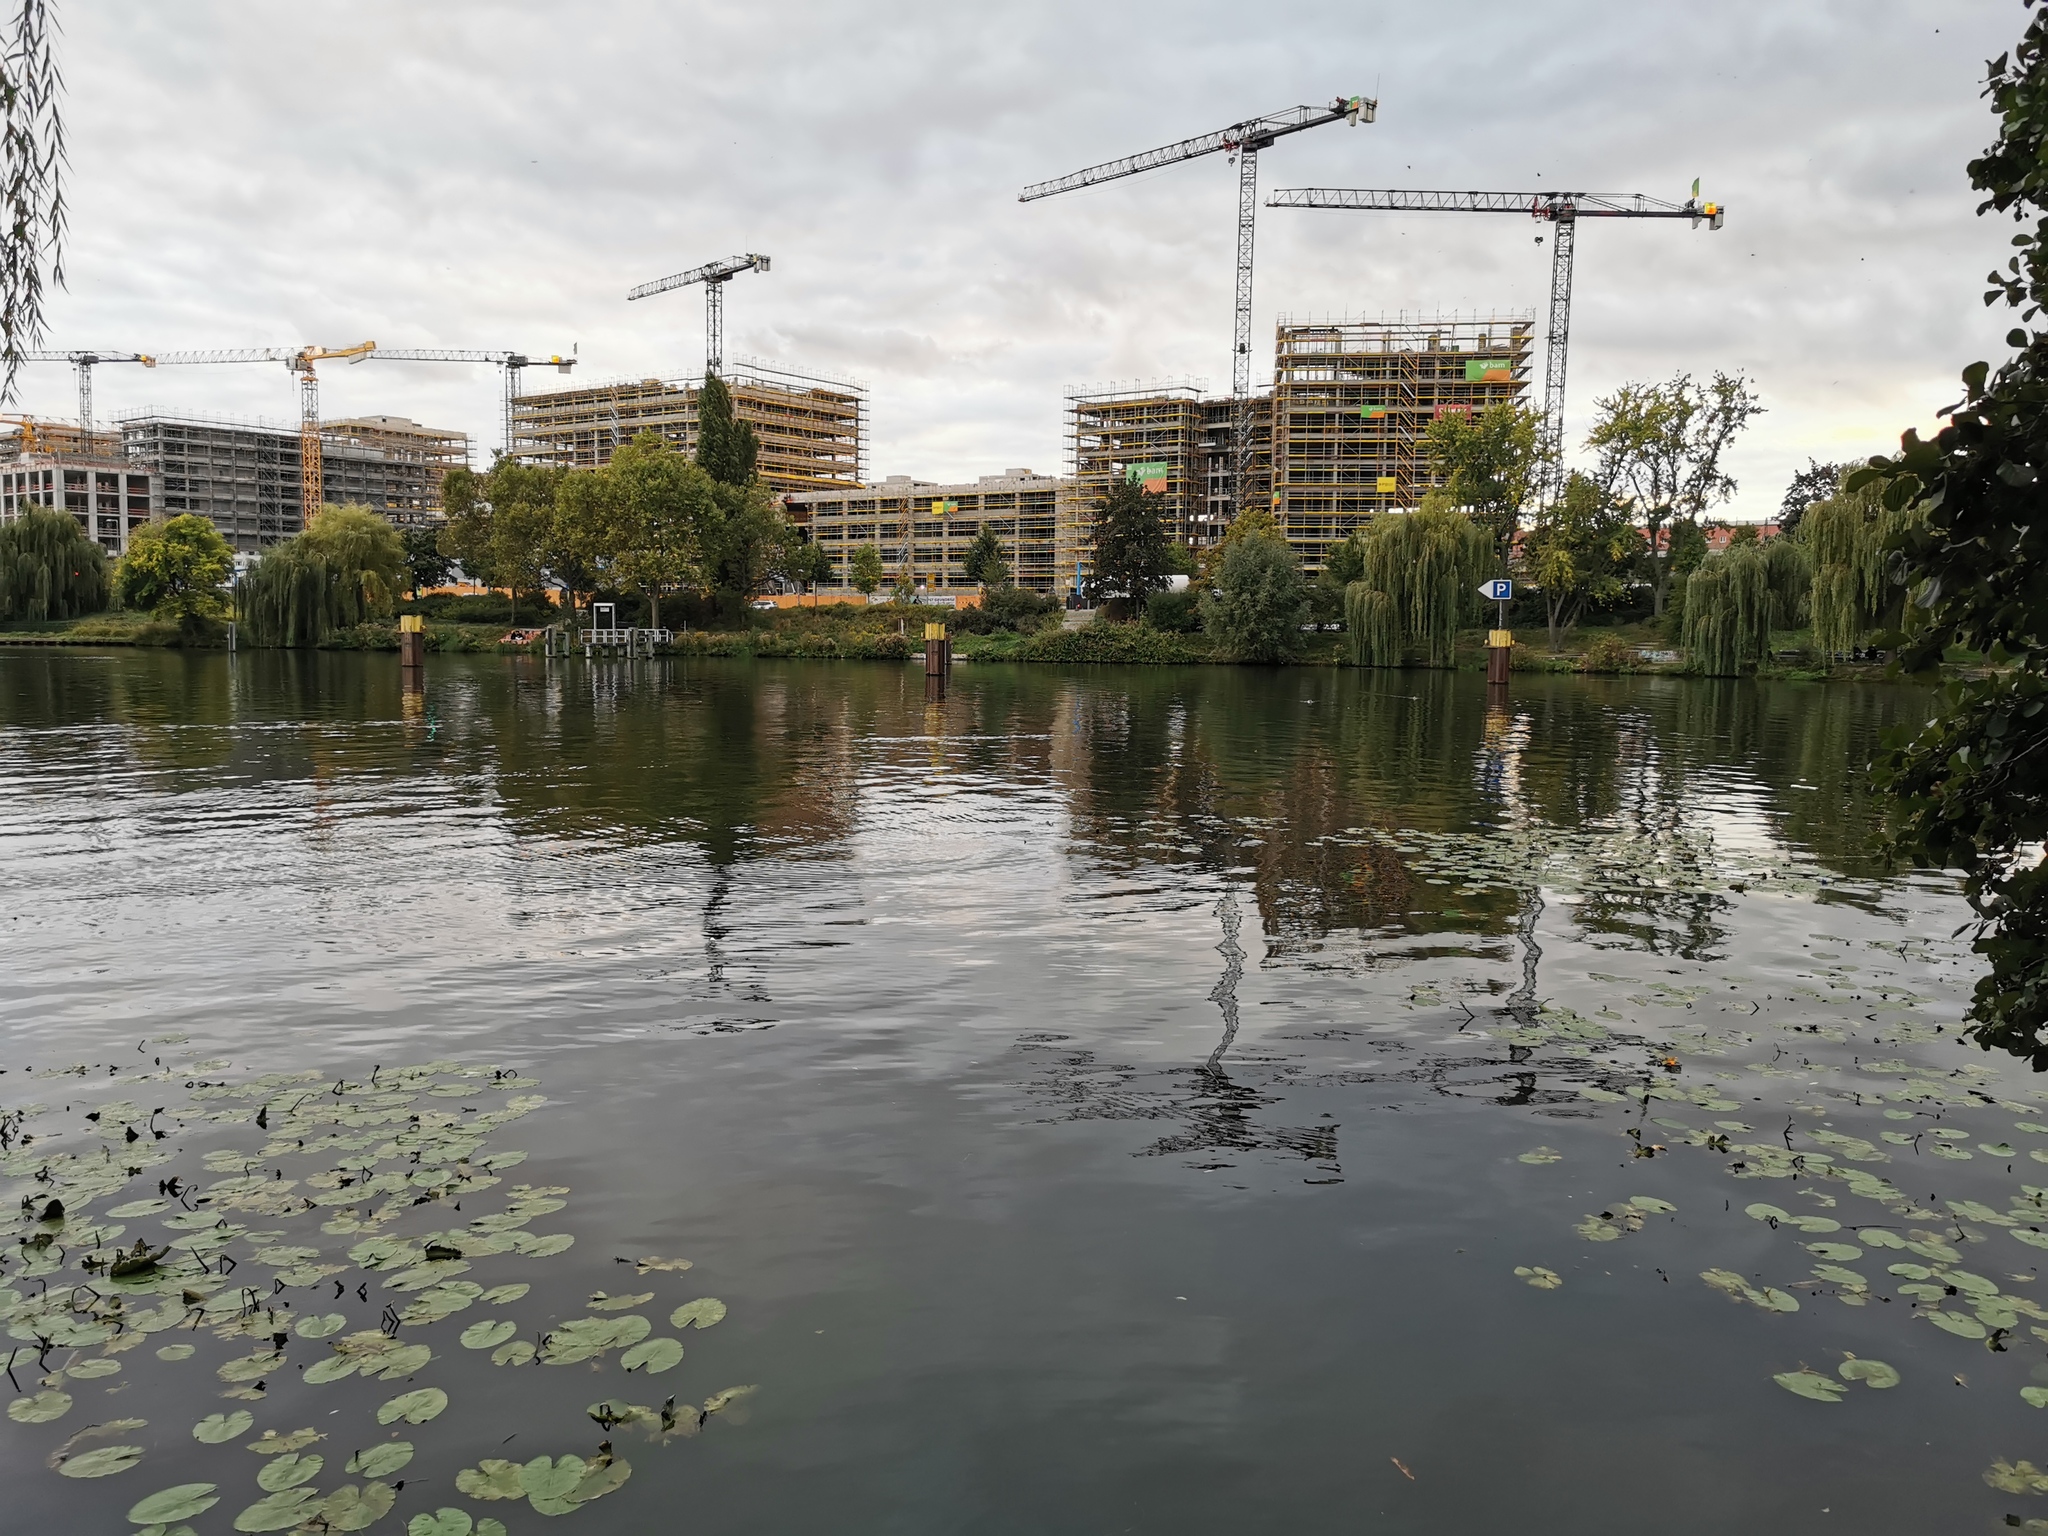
[1801,479,1917,658]
[1681,538,1809,676]
[0,506,107,620]
[241,504,406,647]
[1344,495,1490,667]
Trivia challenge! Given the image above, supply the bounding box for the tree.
[602,431,717,629]
[1778,459,1844,540]
[1423,400,1544,563]
[695,376,759,488]
[1087,478,1169,611]
[117,514,233,632]
[708,480,794,609]
[1680,539,1806,676]
[785,537,833,595]
[240,504,407,648]
[1523,472,1639,651]
[1202,529,1306,662]
[0,506,107,621]
[1852,3,2048,1061]
[1343,495,1490,668]
[1586,371,1764,616]
[400,525,451,599]
[962,523,1007,589]
[1801,479,1913,658]
[0,1,63,401]
[850,542,884,597]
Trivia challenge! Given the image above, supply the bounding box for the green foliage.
[1423,400,1544,557]
[1586,371,1764,615]
[1017,624,1206,664]
[1778,459,1845,539]
[241,504,407,648]
[950,584,1059,635]
[694,377,759,488]
[1853,2,2048,1061]
[1801,480,1914,657]
[0,506,109,622]
[1668,518,1709,577]
[786,538,833,593]
[117,514,233,630]
[962,524,1007,588]
[1681,538,1809,676]
[1087,479,1170,610]
[1144,587,1201,633]
[1202,531,1305,662]
[849,543,884,597]
[1577,633,1642,674]
[1322,531,1367,589]
[558,431,717,628]
[400,526,452,598]
[1523,472,1639,650]
[437,460,567,625]
[706,480,795,608]
[1344,496,1490,667]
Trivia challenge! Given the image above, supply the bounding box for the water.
[1,650,2039,1532]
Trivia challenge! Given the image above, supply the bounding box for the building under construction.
[511,362,866,495]
[788,469,1059,596]
[119,413,468,552]
[1057,315,1531,582]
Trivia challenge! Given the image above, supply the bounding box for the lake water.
[1,650,2041,1533]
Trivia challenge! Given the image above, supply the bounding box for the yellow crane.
[288,343,376,512]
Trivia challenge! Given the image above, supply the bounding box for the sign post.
[1478,579,1513,686]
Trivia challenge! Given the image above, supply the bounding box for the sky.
[27,0,2025,520]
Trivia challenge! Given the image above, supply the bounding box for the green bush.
[1576,634,1642,674]
[1144,588,1201,633]
[0,507,110,623]
[1202,533,1306,662]
[1017,625,1205,664]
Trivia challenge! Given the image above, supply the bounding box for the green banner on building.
[1465,358,1516,382]
[1124,461,1172,487]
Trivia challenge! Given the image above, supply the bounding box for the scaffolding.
[511,360,866,495]
[1272,312,1533,568]
[789,470,1060,595]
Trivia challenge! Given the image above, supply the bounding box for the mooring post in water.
[923,620,950,702]
[398,613,426,677]
[1478,577,1513,687]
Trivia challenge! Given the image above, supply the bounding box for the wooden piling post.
[399,613,426,674]
[924,620,949,701]
[1486,628,1512,686]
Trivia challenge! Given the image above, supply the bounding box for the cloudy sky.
[32,0,2021,519]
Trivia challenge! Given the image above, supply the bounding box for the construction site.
[790,469,1060,597]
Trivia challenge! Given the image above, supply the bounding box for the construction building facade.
[511,363,866,496]
[787,470,1059,596]
[0,452,160,555]
[119,414,466,552]
[1056,315,1532,584]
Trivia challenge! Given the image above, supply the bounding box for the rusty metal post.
[1486,627,1512,686]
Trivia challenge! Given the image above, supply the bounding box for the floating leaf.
[455,1459,525,1501]
[217,1350,282,1384]
[255,1452,322,1492]
[9,1389,71,1423]
[703,1385,755,1415]
[490,1340,535,1367]
[460,1319,517,1351]
[1986,1458,2048,1494]
[247,1428,322,1456]
[2013,1230,2048,1250]
[304,1356,359,1385]
[407,1512,474,1536]
[59,1444,144,1478]
[511,1233,574,1258]
[2024,1387,2048,1408]
[1629,1196,1675,1214]
[67,1357,121,1379]
[127,1484,221,1524]
[630,1256,693,1274]
[621,1337,685,1373]
[589,1291,654,1313]
[1925,1310,1989,1339]
[295,1313,346,1339]
[377,1387,448,1426]
[1806,1242,1864,1262]
[1774,1369,1846,1403]
[231,1488,320,1533]
[1837,1358,1899,1389]
[315,1482,396,1533]
[193,1411,253,1444]
[345,1441,413,1477]
[671,1298,727,1331]
[110,1198,172,1218]
[1517,1147,1562,1165]
[155,1344,195,1361]
[480,1284,529,1305]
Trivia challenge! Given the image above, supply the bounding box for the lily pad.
[2024,1387,2048,1408]
[156,1344,196,1361]
[314,1482,396,1532]
[1925,1310,1989,1339]
[1774,1369,1846,1402]
[377,1387,448,1425]
[621,1336,685,1373]
[255,1452,322,1492]
[407,1512,490,1536]
[248,1428,322,1456]
[588,1291,654,1313]
[67,1357,121,1379]
[1806,1243,1864,1262]
[454,1459,525,1501]
[231,1488,320,1533]
[127,1484,221,1524]
[193,1411,253,1444]
[345,1441,414,1477]
[460,1319,517,1351]
[1517,1147,1562,1165]
[491,1340,536,1367]
[1837,1358,1899,1389]
[295,1313,346,1339]
[1629,1196,1676,1214]
[479,1284,529,1305]
[304,1355,359,1385]
[9,1389,71,1423]
[671,1297,727,1331]
[59,1444,145,1478]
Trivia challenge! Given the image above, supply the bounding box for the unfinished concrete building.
[324,416,471,527]
[1272,313,1533,567]
[511,363,866,496]
[120,414,466,552]
[788,470,1059,596]
[0,453,160,555]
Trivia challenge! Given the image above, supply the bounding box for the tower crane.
[1265,187,1725,497]
[627,254,770,378]
[366,350,576,459]
[21,351,156,437]
[1021,96,1375,517]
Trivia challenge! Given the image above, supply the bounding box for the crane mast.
[367,349,575,459]
[627,254,770,378]
[1265,187,1725,497]
[1022,96,1375,519]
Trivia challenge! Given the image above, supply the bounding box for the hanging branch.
[0,0,62,403]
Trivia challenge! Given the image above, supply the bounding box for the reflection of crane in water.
[1476,701,1544,1032]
